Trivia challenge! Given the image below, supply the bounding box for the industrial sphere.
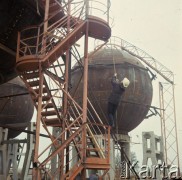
[0,77,34,138]
[71,48,153,134]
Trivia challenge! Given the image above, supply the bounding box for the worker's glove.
[114,73,117,77]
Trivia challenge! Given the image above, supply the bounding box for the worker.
[108,73,130,128]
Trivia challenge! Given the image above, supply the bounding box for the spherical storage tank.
[71,48,153,134]
[0,77,34,139]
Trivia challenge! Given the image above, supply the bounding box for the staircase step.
[42,95,52,101]
[41,110,57,116]
[34,87,48,94]
[35,103,55,109]
[85,157,110,169]
[32,95,51,102]
[42,103,54,109]
[29,80,42,87]
[87,153,98,158]
[43,118,62,126]
[23,72,39,79]
[71,128,79,132]
[87,148,99,152]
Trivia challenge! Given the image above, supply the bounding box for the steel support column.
[81,21,89,179]
[33,64,44,180]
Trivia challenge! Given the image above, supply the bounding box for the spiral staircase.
[16,0,111,179]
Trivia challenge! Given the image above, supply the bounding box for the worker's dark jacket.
[108,76,125,105]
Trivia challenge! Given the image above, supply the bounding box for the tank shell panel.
[0,77,34,138]
[71,48,153,134]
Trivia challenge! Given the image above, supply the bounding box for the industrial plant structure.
[0,0,180,179]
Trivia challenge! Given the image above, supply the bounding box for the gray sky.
[111,0,182,167]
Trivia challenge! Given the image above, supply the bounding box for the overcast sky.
[110,0,182,167]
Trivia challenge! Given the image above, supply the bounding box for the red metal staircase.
[16,0,111,179]
[16,1,110,72]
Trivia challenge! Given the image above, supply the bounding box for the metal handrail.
[17,0,112,59]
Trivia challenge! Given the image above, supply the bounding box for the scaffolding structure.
[159,82,180,168]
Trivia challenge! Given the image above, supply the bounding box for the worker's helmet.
[121,77,130,88]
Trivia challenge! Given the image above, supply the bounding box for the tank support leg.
[0,128,8,180]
